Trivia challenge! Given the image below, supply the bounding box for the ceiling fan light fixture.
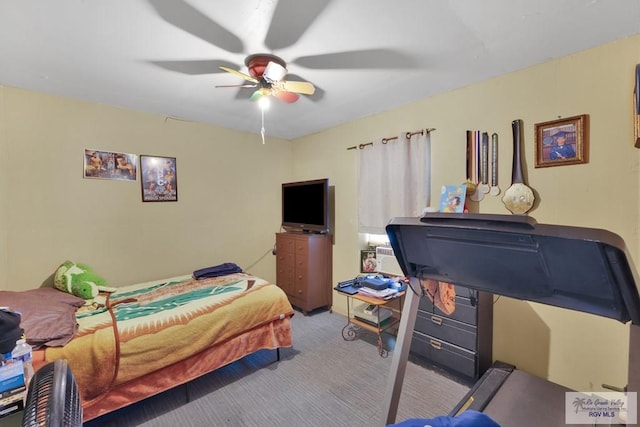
[218,53,314,104]
[263,61,287,83]
[258,96,271,110]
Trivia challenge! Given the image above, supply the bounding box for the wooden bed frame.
[77,316,292,421]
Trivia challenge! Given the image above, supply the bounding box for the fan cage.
[22,359,82,427]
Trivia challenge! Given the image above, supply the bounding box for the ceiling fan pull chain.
[261,108,266,144]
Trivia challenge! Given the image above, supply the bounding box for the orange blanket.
[44,273,294,405]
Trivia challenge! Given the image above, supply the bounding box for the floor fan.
[22,359,82,427]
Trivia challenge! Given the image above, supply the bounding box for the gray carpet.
[85,310,469,427]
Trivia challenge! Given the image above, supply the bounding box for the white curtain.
[358,132,431,234]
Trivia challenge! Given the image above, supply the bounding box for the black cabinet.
[410,285,492,382]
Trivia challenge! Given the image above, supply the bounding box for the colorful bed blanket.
[44,273,294,404]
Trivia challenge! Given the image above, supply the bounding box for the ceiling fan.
[148,0,417,100]
[216,53,315,103]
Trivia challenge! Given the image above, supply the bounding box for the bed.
[2,270,294,422]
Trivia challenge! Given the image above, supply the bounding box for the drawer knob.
[431,315,443,326]
[429,339,442,350]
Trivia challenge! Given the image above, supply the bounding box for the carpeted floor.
[84,310,469,427]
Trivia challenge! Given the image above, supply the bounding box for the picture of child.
[361,251,377,273]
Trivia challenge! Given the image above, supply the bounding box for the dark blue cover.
[388,410,500,427]
[193,262,242,279]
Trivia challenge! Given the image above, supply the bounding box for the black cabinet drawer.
[414,310,477,351]
[418,291,477,325]
[410,330,476,379]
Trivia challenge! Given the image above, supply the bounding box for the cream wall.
[293,35,640,393]
[2,34,639,397]
[0,87,293,291]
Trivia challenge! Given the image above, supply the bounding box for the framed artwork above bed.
[83,149,137,181]
[140,155,178,202]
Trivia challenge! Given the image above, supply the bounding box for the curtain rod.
[346,142,373,150]
[406,127,436,139]
[382,136,398,144]
[346,127,436,150]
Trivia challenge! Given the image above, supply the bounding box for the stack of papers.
[357,287,399,299]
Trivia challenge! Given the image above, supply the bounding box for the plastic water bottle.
[11,339,34,389]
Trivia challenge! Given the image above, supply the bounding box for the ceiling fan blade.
[264,0,331,50]
[215,84,258,89]
[148,0,243,54]
[274,91,300,103]
[150,59,239,75]
[286,73,325,101]
[292,48,418,69]
[280,80,315,95]
[219,66,259,83]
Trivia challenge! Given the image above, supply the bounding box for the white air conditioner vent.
[375,246,403,276]
[376,246,395,257]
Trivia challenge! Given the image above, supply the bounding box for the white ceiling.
[1,0,639,140]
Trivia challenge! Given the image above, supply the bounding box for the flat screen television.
[282,178,329,233]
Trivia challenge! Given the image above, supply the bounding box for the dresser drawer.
[414,310,477,351]
[410,330,476,379]
[276,236,296,254]
[295,240,309,256]
[418,292,477,325]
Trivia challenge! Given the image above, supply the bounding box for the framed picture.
[361,250,377,273]
[83,149,137,181]
[534,114,589,168]
[140,155,178,202]
[439,184,466,212]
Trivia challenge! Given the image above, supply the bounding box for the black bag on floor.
[0,309,22,355]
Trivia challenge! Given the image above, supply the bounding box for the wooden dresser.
[275,232,332,314]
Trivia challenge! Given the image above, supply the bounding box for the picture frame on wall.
[534,114,589,168]
[140,155,178,202]
[83,149,137,181]
[439,184,466,212]
[361,250,377,273]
